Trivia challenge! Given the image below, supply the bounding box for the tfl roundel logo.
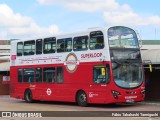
[64,53,79,73]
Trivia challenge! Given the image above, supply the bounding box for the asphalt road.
[0,95,160,120]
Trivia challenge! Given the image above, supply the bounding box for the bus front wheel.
[76,91,87,107]
[24,89,33,103]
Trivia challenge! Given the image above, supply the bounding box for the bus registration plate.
[126,99,134,103]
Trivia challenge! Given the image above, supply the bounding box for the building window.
[0,40,10,45]
[36,68,42,83]
[5,40,11,45]
[18,69,23,83]
[24,40,35,55]
[56,67,64,83]
[36,39,42,55]
[93,65,110,84]
[73,36,88,51]
[24,68,34,83]
[43,37,56,54]
[17,42,23,56]
[90,31,104,50]
[43,67,55,83]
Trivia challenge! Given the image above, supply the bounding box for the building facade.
[141,40,160,101]
[0,40,10,95]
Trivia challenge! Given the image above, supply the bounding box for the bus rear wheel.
[24,89,33,103]
[76,91,87,107]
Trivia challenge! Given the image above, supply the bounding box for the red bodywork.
[10,61,145,104]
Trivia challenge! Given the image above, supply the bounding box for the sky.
[0,0,160,40]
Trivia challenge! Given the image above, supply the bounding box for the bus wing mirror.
[143,60,152,72]
[137,31,142,48]
[149,64,152,72]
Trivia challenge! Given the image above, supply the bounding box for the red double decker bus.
[10,26,145,106]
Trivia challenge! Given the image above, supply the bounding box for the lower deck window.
[56,67,63,83]
[24,68,34,83]
[18,69,23,83]
[17,67,63,83]
[93,65,110,84]
[43,67,55,83]
[36,68,42,83]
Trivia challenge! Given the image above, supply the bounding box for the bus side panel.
[31,84,43,100]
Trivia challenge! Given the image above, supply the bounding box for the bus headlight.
[111,90,121,99]
[141,89,145,97]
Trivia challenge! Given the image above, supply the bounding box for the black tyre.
[76,91,87,107]
[24,89,33,103]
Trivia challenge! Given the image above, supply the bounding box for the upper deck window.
[108,26,139,48]
[17,42,23,56]
[90,31,104,50]
[73,36,88,51]
[57,39,65,53]
[44,37,56,54]
[57,38,72,53]
[24,40,35,56]
[65,38,72,52]
[36,39,42,55]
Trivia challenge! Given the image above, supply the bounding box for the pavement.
[0,95,160,120]
[137,101,160,106]
[1,95,160,106]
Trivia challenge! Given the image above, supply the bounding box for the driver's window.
[93,65,110,84]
